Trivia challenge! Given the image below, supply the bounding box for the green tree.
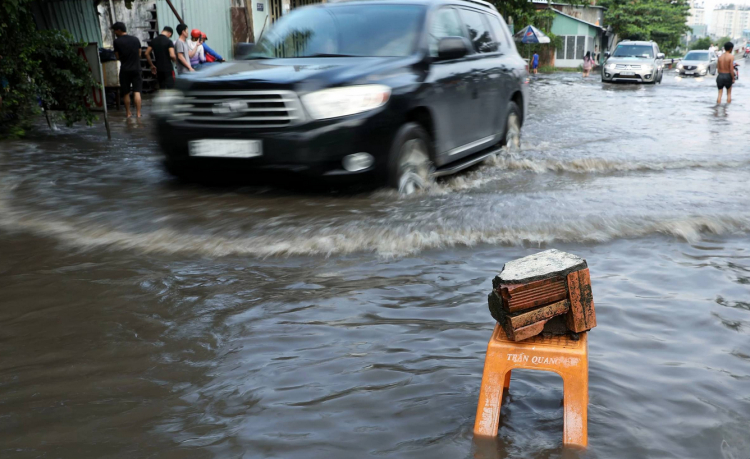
[0,0,97,138]
[600,0,691,54]
[689,36,712,50]
[715,36,732,47]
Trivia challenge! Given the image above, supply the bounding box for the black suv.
[154,0,528,192]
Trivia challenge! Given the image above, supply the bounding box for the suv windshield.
[613,44,654,58]
[684,51,709,61]
[248,5,426,58]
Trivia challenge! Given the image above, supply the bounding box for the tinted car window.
[459,9,498,53]
[429,8,466,57]
[487,15,507,49]
[684,51,709,61]
[249,5,426,58]
[612,44,654,58]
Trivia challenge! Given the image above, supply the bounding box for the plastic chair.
[474,323,589,447]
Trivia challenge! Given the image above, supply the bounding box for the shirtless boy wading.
[716,42,736,104]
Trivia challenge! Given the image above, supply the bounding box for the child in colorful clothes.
[532,52,539,74]
[582,51,594,77]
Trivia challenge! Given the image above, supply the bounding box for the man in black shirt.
[112,22,143,118]
[145,26,176,90]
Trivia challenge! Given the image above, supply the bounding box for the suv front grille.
[615,64,642,70]
[179,90,305,128]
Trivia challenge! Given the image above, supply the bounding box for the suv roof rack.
[329,0,497,10]
[460,0,498,11]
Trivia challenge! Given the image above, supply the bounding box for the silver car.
[676,50,718,76]
[602,40,665,84]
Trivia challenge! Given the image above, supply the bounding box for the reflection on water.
[1,70,750,458]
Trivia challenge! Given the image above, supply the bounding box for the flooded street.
[2,70,750,458]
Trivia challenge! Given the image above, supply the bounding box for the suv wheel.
[502,102,522,152]
[163,160,193,181]
[387,122,434,194]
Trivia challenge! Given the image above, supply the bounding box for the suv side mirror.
[604,51,610,59]
[656,53,665,59]
[437,37,471,61]
[235,42,255,59]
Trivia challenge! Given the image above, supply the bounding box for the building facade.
[710,6,750,39]
[688,6,705,27]
[550,10,606,67]
[529,1,607,68]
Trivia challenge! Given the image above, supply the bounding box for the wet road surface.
[1,68,750,458]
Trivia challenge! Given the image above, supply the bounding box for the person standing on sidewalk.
[112,22,143,118]
[174,24,195,74]
[145,26,176,90]
[531,52,539,75]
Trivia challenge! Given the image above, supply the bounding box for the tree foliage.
[689,36,732,51]
[689,36,712,50]
[600,0,691,54]
[0,0,97,138]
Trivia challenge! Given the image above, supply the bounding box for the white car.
[602,40,664,84]
[677,50,718,76]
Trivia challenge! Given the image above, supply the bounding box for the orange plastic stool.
[474,324,589,447]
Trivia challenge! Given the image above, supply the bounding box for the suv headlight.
[606,63,617,70]
[677,63,683,69]
[301,85,391,120]
[153,89,184,117]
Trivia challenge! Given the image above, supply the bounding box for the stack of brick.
[488,249,596,341]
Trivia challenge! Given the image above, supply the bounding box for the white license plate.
[189,140,262,158]
[620,71,635,76]
[685,71,694,75]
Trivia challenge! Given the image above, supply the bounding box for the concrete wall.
[98,0,155,48]
[251,0,270,43]
[556,5,604,27]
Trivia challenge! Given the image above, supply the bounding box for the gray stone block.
[494,249,588,285]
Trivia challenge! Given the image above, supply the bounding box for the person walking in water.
[716,42,736,104]
[532,52,539,75]
[582,51,594,77]
[111,22,143,118]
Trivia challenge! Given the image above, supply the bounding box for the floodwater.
[1,68,750,459]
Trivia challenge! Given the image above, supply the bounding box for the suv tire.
[501,102,522,151]
[163,160,194,181]
[387,122,434,194]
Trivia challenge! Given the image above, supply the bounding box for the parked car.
[676,50,717,76]
[153,0,528,193]
[601,40,664,84]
